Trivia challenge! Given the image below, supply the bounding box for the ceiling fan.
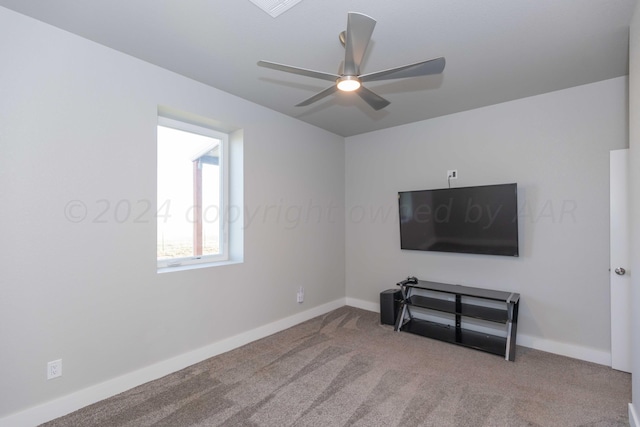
[257,12,445,111]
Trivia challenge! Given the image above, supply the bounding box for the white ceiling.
[0,0,635,137]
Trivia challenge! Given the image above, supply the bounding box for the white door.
[610,149,631,372]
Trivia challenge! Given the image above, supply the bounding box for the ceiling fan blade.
[343,12,376,76]
[356,86,390,111]
[360,57,446,82]
[258,60,339,82]
[296,85,339,107]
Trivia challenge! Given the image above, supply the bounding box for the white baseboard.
[630,403,639,427]
[346,296,379,313]
[0,298,346,427]
[345,297,612,366]
[514,334,611,366]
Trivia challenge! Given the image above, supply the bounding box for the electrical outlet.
[447,169,458,179]
[47,359,62,380]
[296,287,304,303]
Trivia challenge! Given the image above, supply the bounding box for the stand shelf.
[394,278,520,361]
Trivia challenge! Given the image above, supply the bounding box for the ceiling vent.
[248,0,303,18]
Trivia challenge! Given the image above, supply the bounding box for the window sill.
[157,258,243,274]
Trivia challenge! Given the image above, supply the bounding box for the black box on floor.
[380,289,402,325]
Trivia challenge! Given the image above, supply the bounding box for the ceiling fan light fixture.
[336,76,361,92]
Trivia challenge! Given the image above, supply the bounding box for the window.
[157,117,229,268]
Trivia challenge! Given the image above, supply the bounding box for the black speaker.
[380,289,402,325]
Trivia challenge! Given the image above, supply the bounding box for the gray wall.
[0,8,345,418]
[345,77,628,362]
[629,2,640,417]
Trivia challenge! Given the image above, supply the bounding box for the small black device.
[380,289,402,325]
[397,276,418,286]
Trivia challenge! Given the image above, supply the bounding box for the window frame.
[156,116,230,269]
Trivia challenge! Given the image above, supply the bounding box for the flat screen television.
[398,183,519,257]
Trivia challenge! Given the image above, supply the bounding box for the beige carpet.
[42,306,631,426]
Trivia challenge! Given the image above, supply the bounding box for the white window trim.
[157,116,230,270]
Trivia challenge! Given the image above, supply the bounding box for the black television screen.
[398,183,519,257]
